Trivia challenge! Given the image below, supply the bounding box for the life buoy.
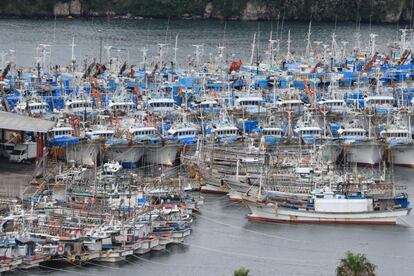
[57,244,64,254]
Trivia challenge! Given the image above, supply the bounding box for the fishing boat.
[206,121,242,144]
[380,123,414,167]
[246,187,411,225]
[64,98,93,116]
[259,127,285,146]
[338,126,384,166]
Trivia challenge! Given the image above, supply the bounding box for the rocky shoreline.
[0,0,412,23]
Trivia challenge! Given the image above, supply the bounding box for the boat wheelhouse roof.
[236,96,263,102]
[318,99,345,104]
[263,127,282,131]
[212,126,238,132]
[28,102,48,106]
[66,99,92,104]
[109,101,135,106]
[338,128,367,134]
[277,99,303,104]
[50,126,74,132]
[365,95,394,101]
[297,126,321,131]
[129,126,158,133]
[168,125,199,135]
[86,129,115,134]
[148,98,175,104]
[169,127,198,132]
[380,129,410,134]
[199,100,218,105]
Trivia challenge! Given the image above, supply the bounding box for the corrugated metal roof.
[0,111,56,133]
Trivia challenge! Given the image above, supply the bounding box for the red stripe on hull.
[247,215,396,225]
[228,198,242,202]
[350,162,378,168]
[394,164,414,169]
[200,189,228,195]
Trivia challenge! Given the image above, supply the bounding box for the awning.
[0,111,56,133]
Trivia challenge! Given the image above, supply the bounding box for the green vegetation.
[233,267,250,276]
[0,0,411,23]
[336,251,376,276]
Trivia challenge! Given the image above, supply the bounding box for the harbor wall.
[0,0,412,23]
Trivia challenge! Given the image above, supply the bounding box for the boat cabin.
[235,97,263,107]
[277,99,304,113]
[65,100,93,114]
[168,127,199,138]
[85,129,115,140]
[212,127,239,136]
[130,127,158,137]
[318,99,346,113]
[262,128,283,136]
[49,127,75,138]
[109,101,135,112]
[338,128,368,143]
[147,98,175,112]
[364,96,395,112]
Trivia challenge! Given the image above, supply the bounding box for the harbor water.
[1,18,413,275]
[6,169,412,276]
[0,18,403,67]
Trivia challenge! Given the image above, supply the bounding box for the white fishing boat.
[208,121,241,144]
[260,127,285,146]
[381,124,414,167]
[144,141,180,166]
[65,98,93,115]
[234,96,266,114]
[294,117,322,145]
[108,99,135,113]
[276,98,304,114]
[246,188,411,225]
[364,95,395,113]
[338,127,384,166]
[147,98,176,114]
[14,99,49,116]
[317,99,346,114]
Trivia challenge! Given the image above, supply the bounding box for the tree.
[336,251,376,276]
[233,267,250,276]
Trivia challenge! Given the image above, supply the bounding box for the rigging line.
[82,260,122,270]
[182,242,324,268]
[130,253,209,268]
[38,264,98,275]
[14,268,37,275]
[191,212,309,243]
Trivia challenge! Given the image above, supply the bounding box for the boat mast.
[173,34,179,65]
[286,30,292,61]
[71,37,76,71]
[305,21,312,57]
[250,33,257,66]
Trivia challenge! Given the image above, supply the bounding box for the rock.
[383,0,405,23]
[54,0,81,17]
[54,2,70,16]
[204,2,213,18]
[241,1,268,21]
[69,0,82,16]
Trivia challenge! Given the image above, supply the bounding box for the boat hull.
[246,202,409,225]
[200,179,229,194]
[347,142,384,166]
[145,143,179,166]
[391,144,414,168]
[66,143,99,166]
[106,145,145,168]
